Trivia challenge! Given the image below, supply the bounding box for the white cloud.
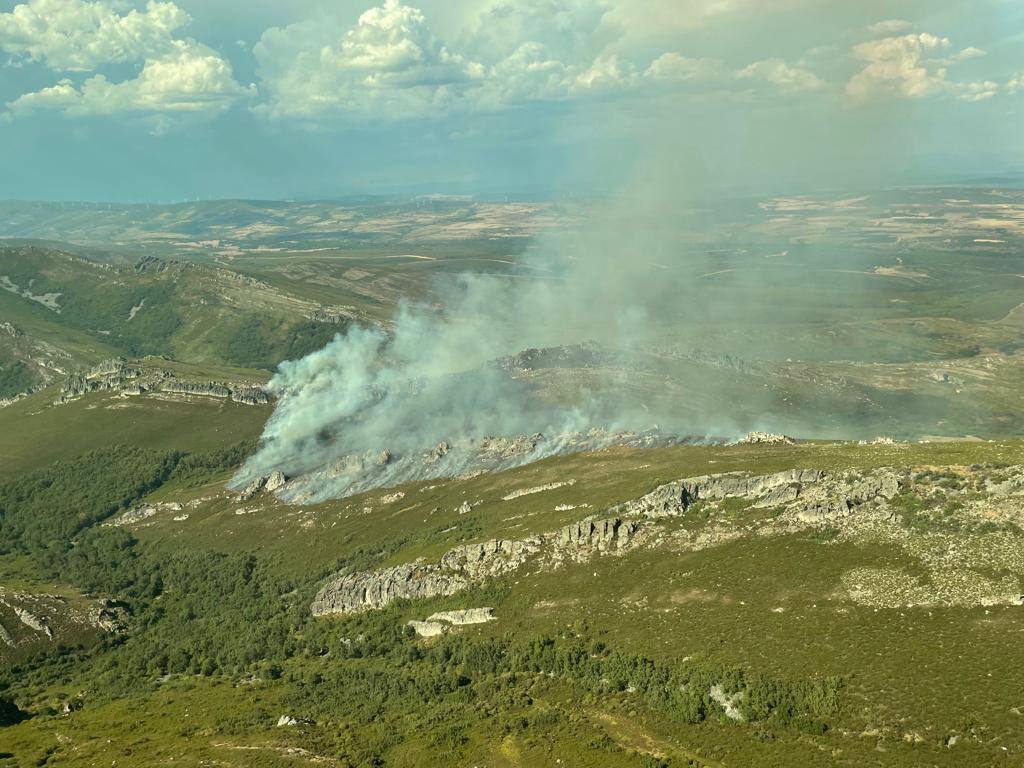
[736,58,823,93]
[463,0,613,63]
[644,52,722,82]
[7,40,254,119]
[1,0,250,122]
[255,0,484,119]
[948,46,986,63]
[257,0,779,122]
[955,80,998,102]
[0,0,186,71]
[866,19,913,36]
[1009,72,1024,96]
[846,32,996,103]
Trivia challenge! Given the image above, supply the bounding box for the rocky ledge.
[55,358,269,406]
[312,463,1024,615]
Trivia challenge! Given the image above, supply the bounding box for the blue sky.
[0,0,1021,201]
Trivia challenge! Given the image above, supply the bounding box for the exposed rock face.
[426,608,495,625]
[710,685,746,722]
[311,466,908,616]
[408,607,496,636]
[792,469,904,523]
[163,381,232,399]
[313,516,636,616]
[55,360,269,407]
[236,471,288,501]
[559,518,639,551]
[312,562,470,615]
[11,606,52,638]
[619,469,825,518]
[408,620,446,637]
[56,358,144,403]
[232,387,270,405]
[309,464,1024,616]
[265,471,287,492]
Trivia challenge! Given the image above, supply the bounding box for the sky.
[0,0,1021,201]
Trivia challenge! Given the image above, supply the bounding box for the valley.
[1,190,1023,767]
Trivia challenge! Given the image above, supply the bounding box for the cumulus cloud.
[1009,72,1023,96]
[463,0,613,63]
[255,0,484,119]
[645,52,722,83]
[7,40,254,119]
[257,0,645,119]
[736,58,823,93]
[1,0,250,121]
[256,0,762,121]
[847,32,997,103]
[0,0,187,70]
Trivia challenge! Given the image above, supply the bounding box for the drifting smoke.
[232,187,734,502]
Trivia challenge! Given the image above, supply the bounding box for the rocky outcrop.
[732,431,796,446]
[313,515,637,615]
[312,562,470,615]
[238,471,288,501]
[56,358,144,403]
[308,306,361,325]
[265,471,287,492]
[162,379,268,405]
[426,607,495,625]
[232,386,269,405]
[54,359,269,407]
[408,607,496,637]
[793,469,904,522]
[408,620,446,637]
[559,517,639,551]
[619,469,825,518]
[308,466,922,617]
[12,606,52,638]
[163,381,231,399]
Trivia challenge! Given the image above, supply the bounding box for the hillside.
[0,244,361,399]
[3,436,1024,766]
[1,188,1024,767]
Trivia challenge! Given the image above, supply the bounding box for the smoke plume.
[231,186,736,502]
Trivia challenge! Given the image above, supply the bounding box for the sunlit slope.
[5,437,1024,766]
[0,384,270,480]
[0,245,353,379]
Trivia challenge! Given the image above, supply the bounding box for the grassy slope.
[0,387,270,480]
[5,440,1024,766]
[135,439,1024,579]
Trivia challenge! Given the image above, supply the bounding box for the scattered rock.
[710,685,746,721]
[731,432,795,446]
[502,479,576,501]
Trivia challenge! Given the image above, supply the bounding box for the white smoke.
[231,203,715,502]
